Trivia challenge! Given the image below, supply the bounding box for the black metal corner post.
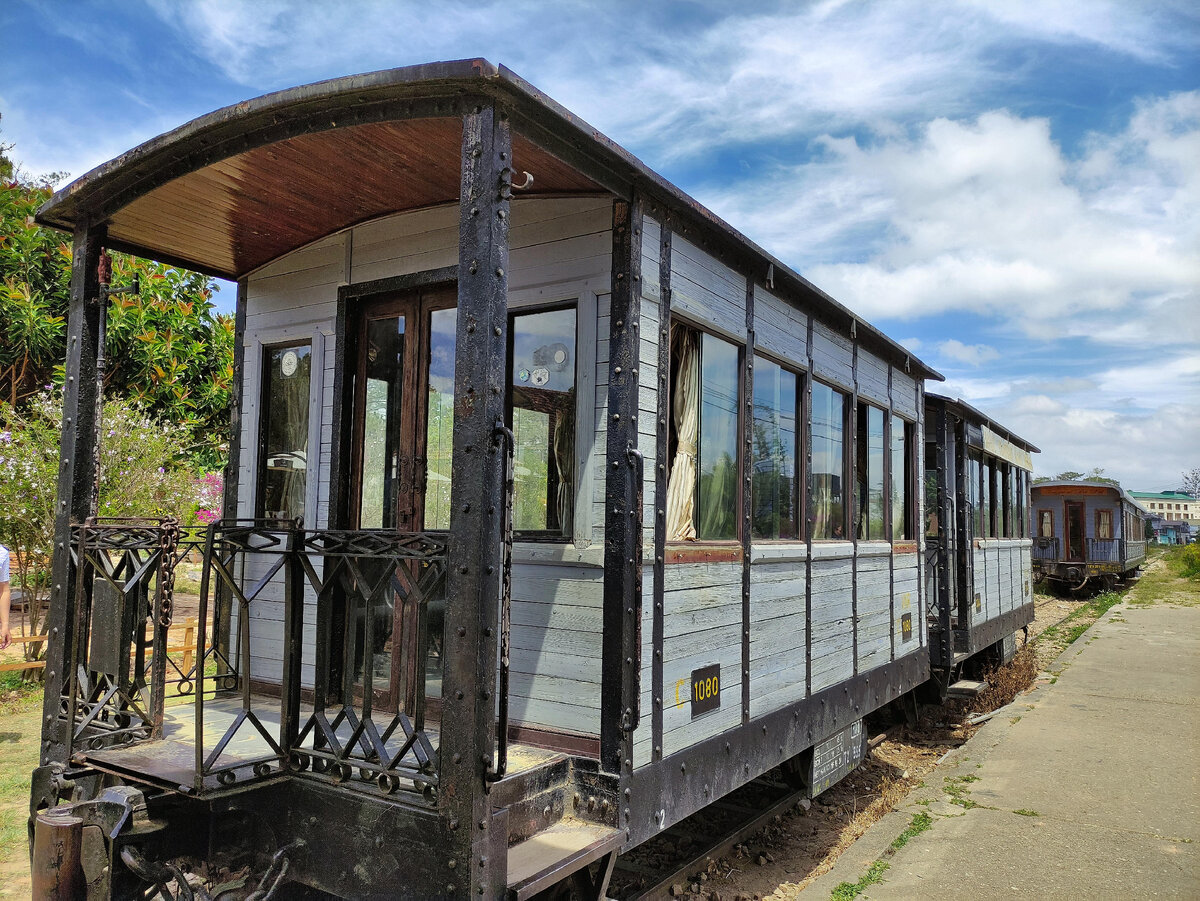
[954,412,971,639]
[850,341,859,676]
[216,279,247,679]
[934,401,953,670]
[651,210,671,763]
[915,382,927,649]
[602,194,643,788]
[740,277,754,724]
[38,221,106,771]
[886,366,895,663]
[441,99,511,899]
[803,315,814,698]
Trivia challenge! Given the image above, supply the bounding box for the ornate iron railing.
[65,518,449,800]
[191,521,448,798]
[288,528,447,797]
[65,518,176,754]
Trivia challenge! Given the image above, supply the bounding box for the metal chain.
[159,518,181,628]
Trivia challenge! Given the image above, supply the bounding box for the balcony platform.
[76,692,564,797]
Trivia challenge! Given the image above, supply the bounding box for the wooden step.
[507,818,623,901]
[946,679,988,699]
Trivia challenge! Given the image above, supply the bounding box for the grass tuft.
[830,813,933,900]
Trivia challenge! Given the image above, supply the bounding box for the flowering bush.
[194,471,224,525]
[0,389,215,660]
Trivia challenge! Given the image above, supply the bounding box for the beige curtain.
[665,328,699,541]
[553,392,575,538]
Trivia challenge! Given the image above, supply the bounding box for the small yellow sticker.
[901,592,911,610]
[674,678,688,709]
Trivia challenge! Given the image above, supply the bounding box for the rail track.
[608,774,808,899]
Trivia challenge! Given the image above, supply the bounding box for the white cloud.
[937,339,1000,366]
[716,97,1200,351]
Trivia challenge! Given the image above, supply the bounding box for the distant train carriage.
[1031,481,1148,591]
[29,61,942,899]
[923,395,1038,693]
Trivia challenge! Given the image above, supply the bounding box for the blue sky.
[3,0,1198,490]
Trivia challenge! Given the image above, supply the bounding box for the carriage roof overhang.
[925,393,1040,455]
[1032,480,1149,514]
[36,58,940,381]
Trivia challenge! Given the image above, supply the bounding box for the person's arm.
[0,579,10,650]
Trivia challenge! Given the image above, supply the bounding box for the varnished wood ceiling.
[103,118,601,279]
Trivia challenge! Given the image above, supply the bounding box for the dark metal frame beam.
[39,221,106,768]
[626,650,929,848]
[601,195,644,783]
[438,99,512,899]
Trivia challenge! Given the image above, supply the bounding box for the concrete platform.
[805,602,1200,899]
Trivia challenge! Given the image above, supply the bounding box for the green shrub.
[0,389,206,661]
[1176,543,1200,579]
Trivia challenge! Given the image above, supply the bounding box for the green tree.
[1,152,233,467]
[1182,468,1199,499]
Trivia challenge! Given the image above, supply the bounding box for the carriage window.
[509,306,576,537]
[924,442,938,539]
[810,381,847,540]
[1002,463,1013,537]
[1096,509,1113,540]
[1016,470,1026,538]
[751,357,800,540]
[1038,509,1053,538]
[666,325,740,541]
[981,458,992,538]
[856,403,885,539]
[893,416,912,540]
[257,343,311,520]
[968,451,982,537]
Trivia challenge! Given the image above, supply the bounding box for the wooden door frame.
[1064,500,1086,562]
[337,276,457,712]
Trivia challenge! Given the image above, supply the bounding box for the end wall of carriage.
[235,196,616,739]
[631,211,927,771]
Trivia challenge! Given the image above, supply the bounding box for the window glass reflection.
[258,344,311,520]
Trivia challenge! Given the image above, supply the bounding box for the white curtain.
[553,394,575,537]
[665,328,699,541]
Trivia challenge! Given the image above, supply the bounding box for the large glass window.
[1097,509,1113,540]
[424,308,457,530]
[810,381,847,540]
[968,451,982,538]
[893,416,912,540]
[257,343,311,520]
[924,441,939,539]
[1015,470,1026,538]
[509,306,576,537]
[751,357,800,540]
[666,325,740,541]
[981,459,993,538]
[856,403,885,539]
[1038,509,1053,538]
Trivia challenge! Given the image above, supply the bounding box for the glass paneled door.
[350,286,456,712]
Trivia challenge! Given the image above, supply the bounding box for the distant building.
[1129,490,1200,526]
[1146,515,1192,545]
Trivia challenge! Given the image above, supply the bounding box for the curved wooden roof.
[37,58,941,380]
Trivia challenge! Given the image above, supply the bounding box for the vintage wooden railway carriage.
[30,61,941,899]
[1030,481,1148,591]
[922,395,1038,692]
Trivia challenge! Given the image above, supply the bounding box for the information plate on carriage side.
[809,719,865,797]
[690,664,720,717]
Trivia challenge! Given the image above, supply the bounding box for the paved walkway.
[805,602,1200,899]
